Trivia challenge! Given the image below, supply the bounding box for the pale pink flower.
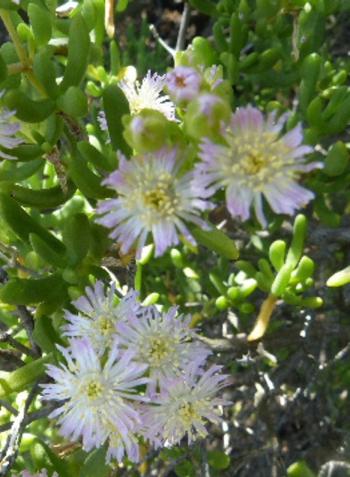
[142,362,231,447]
[166,66,202,102]
[117,306,211,394]
[42,339,149,462]
[96,148,212,258]
[63,281,141,355]
[194,106,322,227]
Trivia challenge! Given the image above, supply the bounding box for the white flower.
[194,106,322,227]
[96,148,212,258]
[142,362,230,447]
[119,70,176,120]
[117,306,211,394]
[42,338,149,462]
[63,281,141,355]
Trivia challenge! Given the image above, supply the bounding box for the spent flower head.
[96,148,212,258]
[119,70,175,121]
[117,306,211,394]
[142,362,230,447]
[195,106,321,227]
[166,66,202,103]
[42,338,149,462]
[63,281,141,355]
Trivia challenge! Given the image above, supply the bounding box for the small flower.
[119,70,175,121]
[195,106,321,227]
[166,66,201,102]
[96,148,212,258]
[142,362,230,447]
[117,306,210,393]
[0,108,23,160]
[42,338,149,462]
[63,281,141,355]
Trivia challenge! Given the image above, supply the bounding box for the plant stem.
[0,9,28,66]
[0,9,47,97]
[247,294,278,342]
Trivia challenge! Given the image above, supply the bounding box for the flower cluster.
[42,281,229,463]
[96,63,320,257]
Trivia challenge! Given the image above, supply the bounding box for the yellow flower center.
[242,152,267,175]
[97,316,115,336]
[178,401,201,426]
[85,380,103,400]
[143,173,179,217]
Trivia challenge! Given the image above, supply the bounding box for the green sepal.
[3,91,55,123]
[0,354,52,399]
[102,83,131,156]
[33,49,59,98]
[28,2,52,46]
[67,152,110,199]
[62,213,91,265]
[324,141,349,177]
[60,14,90,91]
[57,86,88,118]
[0,193,65,253]
[30,233,67,268]
[286,214,307,268]
[12,181,76,209]
[0,273,65,305]
[271,263,293,297]
[269,240,286,271]
[191,226,239,260]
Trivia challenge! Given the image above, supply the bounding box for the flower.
[194,106,321,227]
[42,338,149,462]
[119,70,175,121]
[63,281,141,355]
[117,306,210,394]
[0,108,23,160]
[166,66,201,103]
[96,148,212,258]
[142,362,230,447]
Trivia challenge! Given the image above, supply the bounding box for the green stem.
[0,9,47,97]
[0,9,28,66]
